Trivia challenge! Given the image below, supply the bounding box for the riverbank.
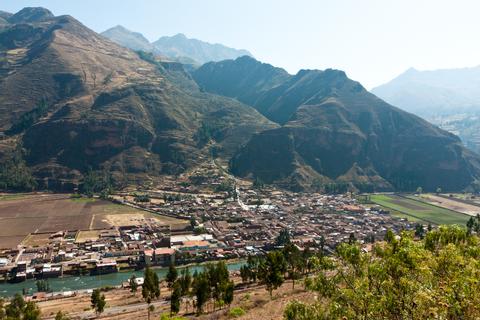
[0,259,245,298]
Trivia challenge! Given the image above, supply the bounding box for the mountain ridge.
[193,57,480,192]
[101,25,253,66]
[0,8,275,190]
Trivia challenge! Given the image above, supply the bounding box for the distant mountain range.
[0,7,479,193]
[372,66,480,153]
[101,25,253,65]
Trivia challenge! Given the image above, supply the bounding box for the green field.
[371,194,470,225]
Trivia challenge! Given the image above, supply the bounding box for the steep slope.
[0,8,276,190]
[153,33,253,65]
[194,57,480,192]
[101,25,155,52]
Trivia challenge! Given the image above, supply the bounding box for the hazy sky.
[2,0,480,89]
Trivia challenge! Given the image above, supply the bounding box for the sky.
[2,0,480,89]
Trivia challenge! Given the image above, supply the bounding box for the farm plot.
[0,194,187,249]
[416,194,480,216]
[371,194,470,225]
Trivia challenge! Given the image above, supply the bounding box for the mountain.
[153,33,253,65]
[372,66,480,117]
[372,66,480,153]
[101,25,155,52]
[193,56,480,192]
[101,26,253,66]
[0,8,276,190]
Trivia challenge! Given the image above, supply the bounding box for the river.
[0,261,245,297]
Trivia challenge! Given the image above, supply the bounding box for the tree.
[142,267,160,320]
[4,294,40,320]
[166,263,178,289]
[275,228,291,247]
[467,216,475,234]
[415,223,425,239]
[416,186,423,194]
[348,232,356,244]
[224,281,235,306]
[170,281,181,315]
[258,251,287,298]
[283,243,302,289]
[129,275,138,293]
[55,311,70,320]
[192,271,210,314]
[91,289,106,315]
[36,280,50,293]
[179,267,192,296]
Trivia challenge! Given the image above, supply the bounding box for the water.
[0,261,245,297]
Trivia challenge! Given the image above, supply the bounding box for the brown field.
[0,193,188,249]
[75,230,102,243]
[420,194,480,216]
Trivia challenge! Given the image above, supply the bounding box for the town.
[0,162,415,286]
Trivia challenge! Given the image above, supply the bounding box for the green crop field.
[370,194,470,225]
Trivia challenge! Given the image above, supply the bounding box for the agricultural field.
[416,194,480,216]
[370,194,470,225]
[0,193,188,249]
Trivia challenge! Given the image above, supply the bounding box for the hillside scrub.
[284,226,480,319]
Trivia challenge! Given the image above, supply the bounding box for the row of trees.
[284,225,480,319]
[240,241,316,298]
[167,262,234,315]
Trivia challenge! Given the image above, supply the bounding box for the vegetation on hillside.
[0,144,36,191]
[284,225,480,319]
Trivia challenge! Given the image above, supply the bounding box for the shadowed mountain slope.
[193,57,480,192]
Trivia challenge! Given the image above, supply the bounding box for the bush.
[229,307,246,318]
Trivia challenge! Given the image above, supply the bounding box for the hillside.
[193,57,480,192]
[372,66,480,153]
[0,8,276,190]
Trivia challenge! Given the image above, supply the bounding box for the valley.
[1,4,480,320]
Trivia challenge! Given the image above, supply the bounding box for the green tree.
[258,251,287,298]
[90,289,106,316]
[192,271,210,314]
[129,275,138,293]
[54,310,70,320]
[170,281,181,315]
[179,267,191,296]
[166,263,178,289]
[283,243,302,289]
[35,280,50,293]
[3,294,41,320]
[224,281,235,306]
[275,228,291,247]
[142,267,160,320]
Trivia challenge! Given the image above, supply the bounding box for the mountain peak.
[8,7,54,24]
[101,24,153,52]
[172,33,188,39]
